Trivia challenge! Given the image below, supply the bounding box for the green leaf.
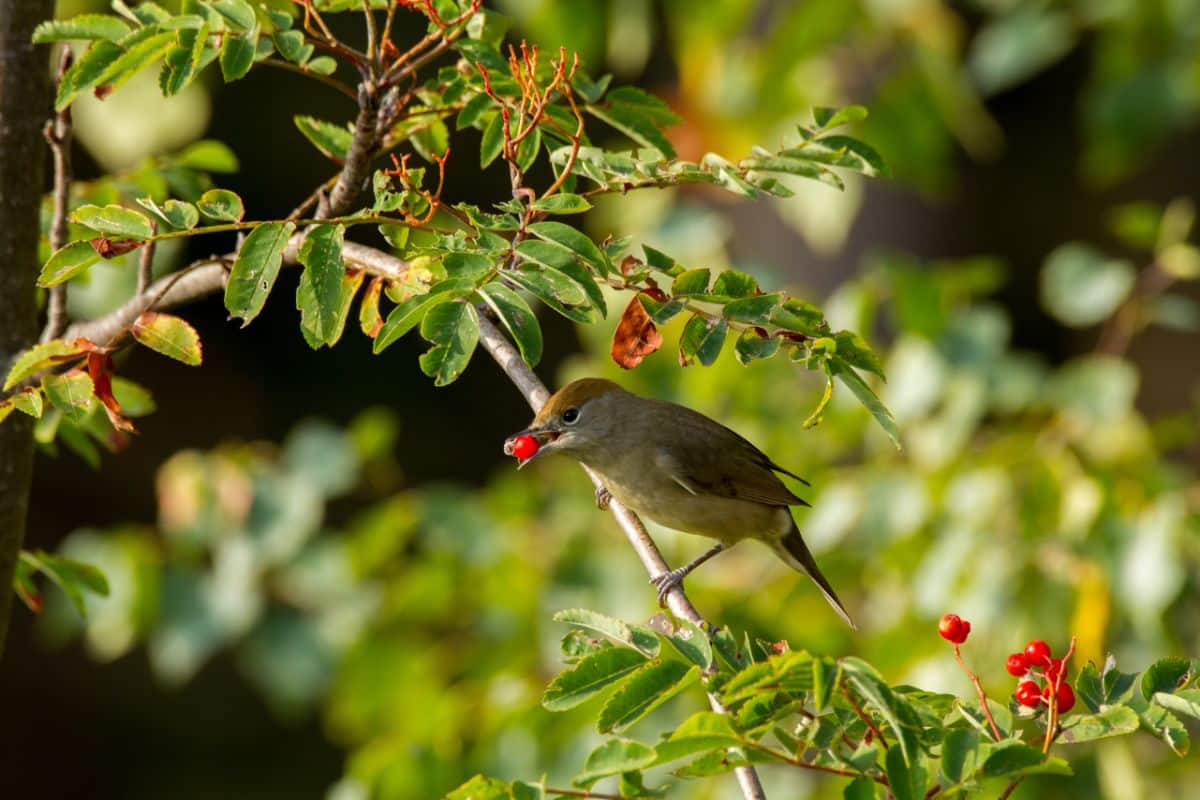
[514,240,606,315]
[664,620,714,671]
[573,739,657,788]
[196,188,245,222]
[456,92,493,130]
[553,609,660,656]
[980,742,1072,778]
[443,252,494,280]
[734,328,781,365]
[220,28,258,82]
[138,197,201,231]
[71,204,155,239]
[160,24,209,96]
[10,388,44,419]
[445,775,509,800]
[176,140,239,172]
[38,241,103,287]
[1040,243,1136,327]
[672,268,710,296]
[843,776,877,800]
[1057,706,1140,743]
[373,279,474,353]
[224,222,297,325]
[531,193,592,215]
[33,15,132,43]
[834,330,886,379]
[815,135,889,177]
[4,340,88,391]
[841,657,918,763]
[56,40,123,110]
[510,780,544,800]
[307,56,336,75]
[1153,689,1200,720]
[679,315,727,366]
[41,371,95,425]
[1137,702,1190,756]
[710,270,759,299]
[477,283,542,367]
[884,744,924,800]
[480,112,505,167]
[830,359,901,449]
[1142,657,1192,699]
[131,312,203,365]
[813,105,868,129]
[723,293,782,325]
[653,712,740,766]
[515,125,541,172]
[295,224,346,347]
[210,0,257,30]
[527,221,608,274]
[273,29,309,63]
[597,660,698,733]
[18,551,109,618]
[542,647,648,711]
[939,728,980,785]
[418,302,479,387]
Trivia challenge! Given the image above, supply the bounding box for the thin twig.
[136,240,156,296]
[953,644,1003,742]
[259,58,358,100]
[41,47,74,343]
[998,777,1023,800]
[843,686,888,749]
[1043,637,1077,754]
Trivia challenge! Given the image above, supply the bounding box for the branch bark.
[0,0,53,659]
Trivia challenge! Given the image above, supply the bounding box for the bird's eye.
[562,408,580,425]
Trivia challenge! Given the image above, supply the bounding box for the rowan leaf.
[225,222,297,325]
[131,312,203,365]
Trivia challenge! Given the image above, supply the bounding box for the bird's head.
[504,378,628,467]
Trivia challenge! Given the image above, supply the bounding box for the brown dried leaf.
[88,237,144,259]
[87,352,136,434]
[611,292,663,370]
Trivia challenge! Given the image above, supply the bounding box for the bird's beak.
[503,426,562,469]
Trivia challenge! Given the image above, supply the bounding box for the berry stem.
[842,686,889,749]
[953,644,1003,742]
[1043,636,1077,754]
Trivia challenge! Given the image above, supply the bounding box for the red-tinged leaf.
[620,255,644,276]
[89,237,144,258]
[130,312,202,365]
[611,293,663,369]
[3,338,100,391]
[359,275,385,338]
[86,352,135,434]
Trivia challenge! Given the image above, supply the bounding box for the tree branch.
[0,0,53,660]
[326,82,382,217]
[475,312,769,800]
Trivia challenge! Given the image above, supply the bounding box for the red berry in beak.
[511,434,539,461]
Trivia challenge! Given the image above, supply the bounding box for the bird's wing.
[652,405,809,507]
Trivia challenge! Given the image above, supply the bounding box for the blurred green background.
[4,0,1200,798]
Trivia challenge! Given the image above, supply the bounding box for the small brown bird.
[505,378,854,628]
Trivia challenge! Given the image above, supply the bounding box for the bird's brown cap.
[533,378,625,425]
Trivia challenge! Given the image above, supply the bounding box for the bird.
[505,377,855,628]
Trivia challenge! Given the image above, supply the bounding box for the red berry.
[938,613,970,644]
[1006,653,1030,677]
[1045,658,1065,681]
[511,435,539,461]
[1056,682,1075,713]
[1025,640,1052,666]
[1016,680,1042,708]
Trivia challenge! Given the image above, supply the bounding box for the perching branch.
[326,82,383,217]
[475,311,769,800]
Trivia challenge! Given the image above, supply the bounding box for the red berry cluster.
[1008,640,1074,712]
[938,613,971,644]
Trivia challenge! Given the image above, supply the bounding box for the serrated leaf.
[418,302,479,386]
[553,608,660,656]
[679,315,727,366]
[1153,689,1200,720]
[1057,706,1140,743]
[373,279,473,353]
[813,105,868,129]
[10,388,44,419]
[830,359,900,448]
[71,204,154,239]
[1137,702,1190,756]
[672,268,710,296]
[477,283,542,367]
[723,293,782,325]
[980,742,1072,778]
[196,188,244,222]
[940,728,979,785]
[220,28,258,82]
[597,660,697,733]
[41,371,94,425]
[531,193,592,215]
[210,0,257,30]
[542,647,648,711]
[710,270,758,299]
[834,330,886,379]
[38,241,103,287]
[33,15,131,43]
[444,775,509,800]
[573,739,657,789]
[160,24,209,96]
[527,221,608,274]
[1142,657,1192,699]
[295,115,353,161]
[224,222,297,325]
[295,224,346,347]
[733,327,780,365]
[131,312,202,365]
[5,340,90,390]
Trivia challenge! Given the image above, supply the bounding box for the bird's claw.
[650,567,688,608]
[595,486,612,511]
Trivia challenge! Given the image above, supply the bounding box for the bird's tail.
[770,524,856,630]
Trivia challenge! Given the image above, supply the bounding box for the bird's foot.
[650,566,689,608]
[595,486,612,511]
